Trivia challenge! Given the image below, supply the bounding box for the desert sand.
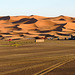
[0,40,75,75]
[0,15,75,40]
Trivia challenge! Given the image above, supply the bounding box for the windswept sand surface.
[0,40,75,75]
[0,15,75,39]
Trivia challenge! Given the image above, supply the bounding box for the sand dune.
[30,15,48,20]
[0,15,75,40]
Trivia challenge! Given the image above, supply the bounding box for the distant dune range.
[0,15,75,40]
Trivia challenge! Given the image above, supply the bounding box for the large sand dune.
[0,15,75,40]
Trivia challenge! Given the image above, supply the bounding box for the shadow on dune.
[59,18,66,21]
[12,38,21,40]
[30,29,51,33]
[72,21,75,23]
[0,16,10,20]
[0,35,2,37]
[39,34,57,38]
[37,30,51,33]
[12,18,29,24]
[25,32,30,34]
[12,18,38,24]
[57,33,70,36]
[6,25,22,31]
[70,29,75,31]
[53,23,67,31]
[24,18,38,24]
[2,33,11,35]
[34,23,67,33]
[0,37,4,40]
[20,34,24,37]
[39,30,51,33]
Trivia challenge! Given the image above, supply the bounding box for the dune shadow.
[2,33,11,35]
[70,29,75,31]
[12,18,38,24]
[12,38,21,40]
[59,18,66,21]
[24,18,38,24]
[12,18,29,24]
[54,23,67,31]
[57,33,70,36]
[72,21,75,23]
[39,34,57,38]
[0,35,2,37]
[31,29,51,33]
[38,30,51,33]
[6,25,22,31]
[0,16,10,20]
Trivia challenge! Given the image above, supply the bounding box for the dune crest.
[0,15,75,40]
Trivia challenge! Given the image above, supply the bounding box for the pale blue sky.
[0,0,75,17]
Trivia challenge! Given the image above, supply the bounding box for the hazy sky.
[0,0,75,17]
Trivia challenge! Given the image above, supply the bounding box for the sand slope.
[0,15,75,40]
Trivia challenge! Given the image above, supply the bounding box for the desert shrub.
[9,41,20,47]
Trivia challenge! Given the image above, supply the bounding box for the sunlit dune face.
[0,15,75,40]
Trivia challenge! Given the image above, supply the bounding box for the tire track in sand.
[34,57,75,75]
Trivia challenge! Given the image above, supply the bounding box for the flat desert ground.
[0,40,75,75]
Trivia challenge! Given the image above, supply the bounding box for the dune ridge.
[0,15,75,40]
